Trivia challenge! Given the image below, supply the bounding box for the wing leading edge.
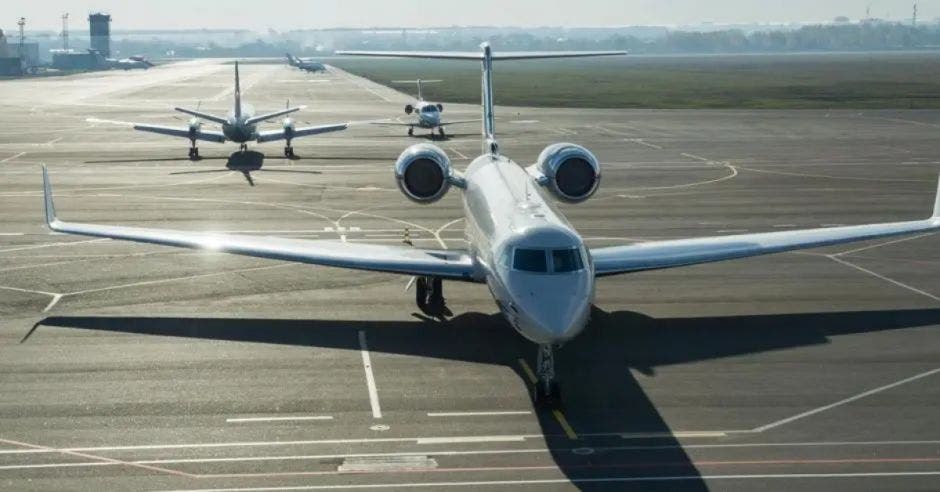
[41,166,478,281]
[591,177,940,277]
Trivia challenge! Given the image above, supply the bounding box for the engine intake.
[395,143,452,203]
[536,143,601,203]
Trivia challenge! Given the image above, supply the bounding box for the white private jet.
[42,43,940,406]
[131,61,348,159]
[374,79,479,138]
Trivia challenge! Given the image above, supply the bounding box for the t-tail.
[335,45,626,156]
[234,61,242,119]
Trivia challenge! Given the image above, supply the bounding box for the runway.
[0,59,938,491]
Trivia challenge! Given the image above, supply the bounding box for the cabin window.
[552,248,584,273]
[513,248,548,273]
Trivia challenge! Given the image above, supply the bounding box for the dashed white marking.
[358,331,382,419]
[227,416,333,423]
[44,137,63,145]
[448,147,469,160]
[717,229,749,234]
[751,367,940,432]
[772,224,797,228]
[0,232,25,236]
[620,431,728,439]
[0,238,108,254]
[681,152,711,163]
[427,411,531,417]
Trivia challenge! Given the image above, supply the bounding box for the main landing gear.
[533,344,561,408]
[284,145,295,158]
[239,143,248,152]
[415,276,446,317]
[188,140,200,160]
[438,127,446,138]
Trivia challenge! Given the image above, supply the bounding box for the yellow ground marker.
[517,358,578,440]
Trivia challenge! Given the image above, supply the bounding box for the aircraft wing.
[591,178,940,277]
[40,166,478,281]
[133,124,226,143]
[256,123,348,143]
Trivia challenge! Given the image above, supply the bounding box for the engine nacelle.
[536,143,601,203]
[395,143,452,203]
[436,103,444,112]
[405,104,414,115]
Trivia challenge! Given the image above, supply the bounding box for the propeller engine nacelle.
[405,104,414,115]
[535,143,601,203]
[394,143,452,203]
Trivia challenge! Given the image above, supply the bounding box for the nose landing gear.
[407,127,414,137]
[188,140,200,160]
[533,344,561,408]
[284,145,295,158]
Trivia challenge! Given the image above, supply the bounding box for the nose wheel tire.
[438,127,446,138]
[188,146,199,159]
[284,146,295,158]
[407,127,414,136]
[533,344,561,408]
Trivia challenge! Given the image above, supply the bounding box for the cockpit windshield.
[512,248,584,274]
[421,105,439,113]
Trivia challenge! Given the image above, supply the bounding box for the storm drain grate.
[338,455,438,473]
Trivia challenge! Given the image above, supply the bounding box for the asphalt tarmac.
[0,59,938,491]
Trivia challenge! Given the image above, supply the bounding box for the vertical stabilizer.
[416,79,423,101]
[934,173,940,219]
[480,43,497,155]
[234,61,242,119]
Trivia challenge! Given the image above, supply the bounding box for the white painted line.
[42,293,63,313]
[0,152,27,163]
[834,232,936,257]
[626,138,663,150]
[416,435,527,445]
[717,229,749,234]
[154,472,940,491]
[829,256,940,302]
[681,152,711,163]
[427,411,532,417]
[0,461,114,470]
[226,416,333,423]
[358,330,382,419]
[772,224,797,228]
[620,431,728,439]
[752,367,940,432]
[448,147,469,160]
[44,137,63,145]
[0,232,25,236]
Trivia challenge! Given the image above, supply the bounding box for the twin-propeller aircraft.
[132,61,347,158]
[43,44,940,406]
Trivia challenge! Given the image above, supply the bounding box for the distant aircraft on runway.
[130,61,347,158]
[42,44,940,407]
[108,55,154,70]
[285,53,326,73]
[373,79,478,138]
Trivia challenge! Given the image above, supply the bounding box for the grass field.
[329,51,940,109]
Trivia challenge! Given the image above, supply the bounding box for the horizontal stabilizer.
[245,107,304,126]
[174,107,227,125]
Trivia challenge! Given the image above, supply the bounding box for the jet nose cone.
[509,273,593,344]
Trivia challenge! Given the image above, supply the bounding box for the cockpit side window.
[551,248,584,273]
[513,248,548,273]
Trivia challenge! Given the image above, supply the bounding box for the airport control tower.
[88,13,111,57]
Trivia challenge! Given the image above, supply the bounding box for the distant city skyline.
[6,0,937,32]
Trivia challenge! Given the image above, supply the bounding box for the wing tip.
[933,173,940,219]
[41,164,58,228]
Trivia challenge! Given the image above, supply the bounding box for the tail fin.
[416,79,423,101]
[234,61,242,119]
[480,43,496,155]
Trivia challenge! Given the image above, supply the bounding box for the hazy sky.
[8,1,936,31]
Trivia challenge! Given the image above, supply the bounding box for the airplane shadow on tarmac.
[32,307,940,491]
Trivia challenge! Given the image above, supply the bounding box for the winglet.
[934,173,940,219]
[41,164,58,228]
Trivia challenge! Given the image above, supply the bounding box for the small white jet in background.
[373,79,479,138]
